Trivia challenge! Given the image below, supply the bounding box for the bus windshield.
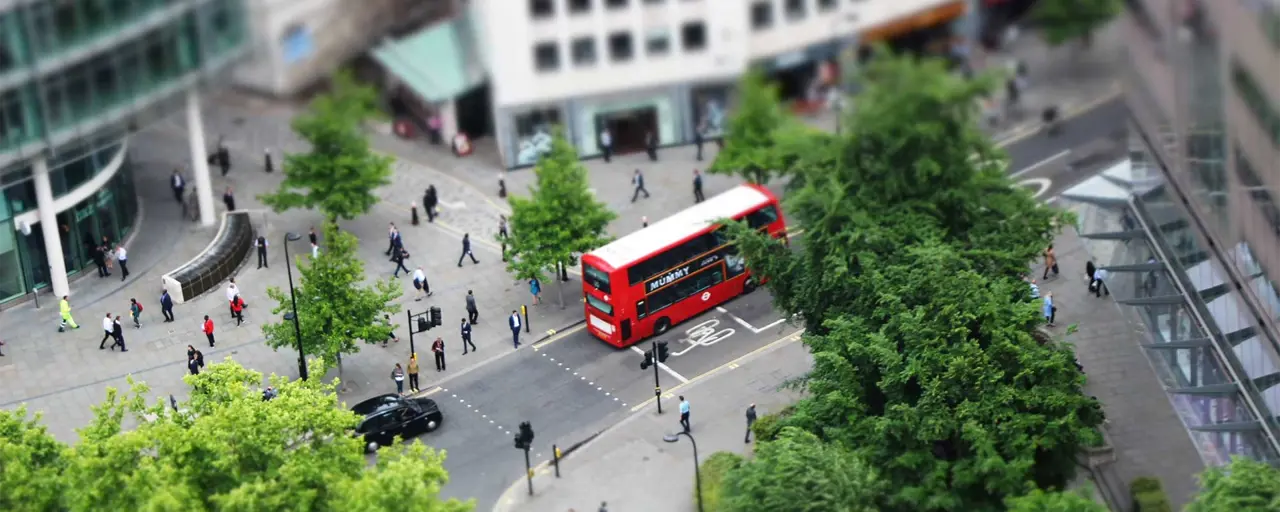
[584,264,611,293]
[585,294,613,316]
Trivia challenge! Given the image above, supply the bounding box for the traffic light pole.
[652,340,663,415]
[523,446,534,496]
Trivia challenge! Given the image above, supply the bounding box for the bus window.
[636,299,648,319]
[647,266,725,314]
[586,294,614,316]
[745,205,779,229]
[584,264,612,293]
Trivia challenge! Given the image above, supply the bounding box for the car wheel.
[654,318,671,335]
[425,415,441,432]
[744,277,757,294]
[366,441,380,453]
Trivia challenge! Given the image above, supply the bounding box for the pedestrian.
[0,339,5,357]
[693,169,705,203]
[217,143,230,176]
[203,315,216,347]
[223,186,236,211]
[424,186,439,223]
[457,233,479,267]
[226,279,240,319]
[1043,292,1056,327]
[745,403,757,443]
[101,236,114,274]
[679,396,691,433]
[529,277,542,305]
[262,386,277,401]
[461,317,476,354]
[1028,278,1040,300]
[116,245,129,281]
[432,336,446,371]
[389,247,409,277]
[92,241,108,277]
[264,148,273,173]
[1093,267,1110,297]
[466,290,479,324]
[599,128,613,163]
[231,295,245,326]
[1085,261,1097,291]
[410,201,420,226]
[160,289,175,322]
[412,266,432,300]
[58,295,79,332]
[111,315,127,352]
[642,216,648,228]
[187,345,205,375]
[311,241,319,258]
[391,364,405,394]
[255,235,269,269]
[1042,244,1058,280]
[508,309,522,348]
[631,169,651,203]
[407,353,420,393]
[498,215,509,262]
[381,314,399,347]
[599,501,609,512]
[309,226,318,246]
[385,223,398,257]
[694,125,705,161]
[171,169,185,204]
[99,313,115,349]
[129,298,143,328]
[645,130,658,161]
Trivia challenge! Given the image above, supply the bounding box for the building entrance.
[596,106,658,155]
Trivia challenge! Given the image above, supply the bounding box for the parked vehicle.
[350,394,443,452]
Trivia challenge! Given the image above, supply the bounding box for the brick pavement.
[0,99,585,443]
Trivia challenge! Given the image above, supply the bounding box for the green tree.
[259,71,394,222]
[1188,456,1280,512]
[261,221,401,383]
[721,52,1095,511]
[709,68,798,185]
[0,406,66,511]
[0,361,472,511]
[505,131,615,308]
[722,427,885,512]
[1005,489,1107,512]
[1032,0,1122,47]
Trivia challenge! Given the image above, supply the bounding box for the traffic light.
[657,341,670,363]
[429,306,442,328]
[416,316,429,333]
[513,421,535,450]
[640,350,654,370]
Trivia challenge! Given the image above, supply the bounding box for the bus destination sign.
[645,253,721,294]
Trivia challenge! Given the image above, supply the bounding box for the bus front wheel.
[654,318,671,335]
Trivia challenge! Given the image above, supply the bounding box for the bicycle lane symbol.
[671,319,735,357]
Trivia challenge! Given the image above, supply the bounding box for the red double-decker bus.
[580,184,787,347]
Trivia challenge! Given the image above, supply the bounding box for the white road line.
[1010,149,1071,178]
[629,346,690,383]
[754,318,787,332]
[716,305,787,335]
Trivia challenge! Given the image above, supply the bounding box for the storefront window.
[690,85,731,139]
[513,108,561,166]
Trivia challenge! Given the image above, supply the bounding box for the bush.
[698,451,744,511]
[1131,477,1173,512]
[749,405,796,443]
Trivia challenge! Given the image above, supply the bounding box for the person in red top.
[203,315,215,347]
[231,295,245,326]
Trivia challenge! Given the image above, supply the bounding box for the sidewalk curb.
[489,329,805,512]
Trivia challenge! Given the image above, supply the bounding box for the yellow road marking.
[532,323,587,351]
[994,85,1122,148]
[629,328,804,412]
[420,386,443,396]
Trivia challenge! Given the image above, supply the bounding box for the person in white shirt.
[1092,268,1110,298]
[226,279,240,319]
[311,242,319,259]
[412,267,432,300]
[599,129,613,163]
[116,246,129,281]
[99,313,115,350]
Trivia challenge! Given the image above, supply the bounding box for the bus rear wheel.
[654,318,671,335]
[744,277,758,294]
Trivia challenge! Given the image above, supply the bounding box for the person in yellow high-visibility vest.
[59,295,79,332]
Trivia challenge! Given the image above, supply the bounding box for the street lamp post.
[283,232,307,380]
[663,432,704,512]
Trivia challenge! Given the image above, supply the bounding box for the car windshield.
[352,395,403,416]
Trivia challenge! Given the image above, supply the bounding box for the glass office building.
[0,0,247,304]
[1085,0,1280,464]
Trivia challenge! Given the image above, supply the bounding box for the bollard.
[553,444,561,477]
[522,304,531,333]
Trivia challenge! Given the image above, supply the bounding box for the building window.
[681,22,707,52]
[750,2,773,30]
[533,42,560,72]
[785,0,806,20]
[529,0,555,18]
[571,37,597,66]
[608,32,634,62]
[644,29,669,57]
[605,0,629,9]
[568,0,592,14]
[1231,62,1280,145]
[818,0,838,11]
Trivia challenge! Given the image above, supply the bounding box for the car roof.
[351,394,405,416]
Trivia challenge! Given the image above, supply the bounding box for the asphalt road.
[1000,95,1128,199]
[408,289,797,509]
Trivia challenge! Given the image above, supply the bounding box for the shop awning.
[372,9,486,103]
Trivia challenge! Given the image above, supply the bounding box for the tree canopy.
[719,52,1095,511]
[1187,456,1280,512]
[721,427,885,512]
[504,130,615,307]
[0,360,471,512]
[1004,489,1107,512]
[1031,0,1122,47]
[708,68,800,185]
[259,71,394,222]
[261,221,401,379]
